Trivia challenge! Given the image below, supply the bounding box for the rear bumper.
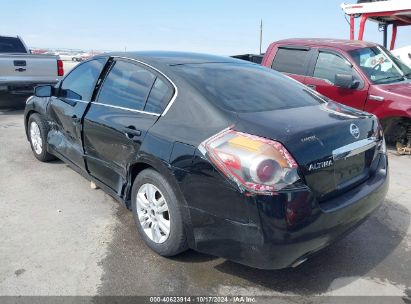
[185,154,389,269]
[0,91,30,108]
[0,82,56,108]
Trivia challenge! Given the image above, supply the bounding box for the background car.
[237,38,411,154]
[392,45,411,68]
[72,52,88,62]
[0,35,63,108]
[55,51,77,61]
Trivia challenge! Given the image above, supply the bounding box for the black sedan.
[24,52,389,269]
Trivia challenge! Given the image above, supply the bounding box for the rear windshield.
[0,37,27,53]
[172,62,322,113]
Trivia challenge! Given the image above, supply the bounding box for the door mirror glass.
[335,73,357,89]
[34,85,53,97]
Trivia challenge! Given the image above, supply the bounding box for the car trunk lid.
[234,103,381,201]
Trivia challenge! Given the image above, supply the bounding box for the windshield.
[172,62,323,113]
[349,46,411,84]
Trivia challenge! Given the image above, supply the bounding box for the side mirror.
[34,85,53,97]
[335,74,359,89]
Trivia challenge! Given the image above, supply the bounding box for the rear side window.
[0,37,26,53]
[313,52,356,83]
[59,58,106,101]
[98,60,156,110]
[144,78,174,113]
[271,48,310,75]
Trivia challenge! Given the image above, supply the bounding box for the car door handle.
[124,126,142,138]
[15,68,26,72]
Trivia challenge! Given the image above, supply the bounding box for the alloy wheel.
[136,183,170,243]
[30,121,43,155]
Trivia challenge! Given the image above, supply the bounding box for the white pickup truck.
[0,35,63,108]
[392,46,411,68]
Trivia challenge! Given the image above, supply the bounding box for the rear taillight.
[375,118,387,154]
[57,59,64,76]
[200,128,301,195]
[378,133,387,154]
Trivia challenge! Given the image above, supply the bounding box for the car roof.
[273,38,379,51]
[102,51,239,66]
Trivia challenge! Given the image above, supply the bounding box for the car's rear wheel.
[28,113,55,162]
[131,169,188,256]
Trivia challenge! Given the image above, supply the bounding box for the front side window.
[313,52,358,84]
[271,48,310,75]
[59,58,106,101]
[97,60,156,110]
[349,46,411,84]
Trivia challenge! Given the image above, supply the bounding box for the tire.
[28,113,55,162]
[131,169,188,256]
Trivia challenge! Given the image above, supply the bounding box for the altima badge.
[308,159,333,171]
[350,123,360,139]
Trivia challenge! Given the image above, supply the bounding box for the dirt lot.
[0,109,410,302]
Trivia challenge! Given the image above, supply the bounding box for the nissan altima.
[24,52,389,269]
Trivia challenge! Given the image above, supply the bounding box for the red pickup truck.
[239,38,411,153]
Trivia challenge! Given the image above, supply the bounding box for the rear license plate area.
[334,153,366,187]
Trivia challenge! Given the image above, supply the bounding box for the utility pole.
[259,19,263,55]
[380,23,388,49]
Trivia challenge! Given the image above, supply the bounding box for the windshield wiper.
[375,75,406,83]
[404,72,411,79]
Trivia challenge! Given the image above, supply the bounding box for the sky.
[1,0,410,55]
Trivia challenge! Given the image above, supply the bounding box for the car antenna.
[259,19,263,55]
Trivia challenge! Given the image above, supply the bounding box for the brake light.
[379,136,387,154]
[57,59,64,76]
[200,128,301,195]
[373,118,387,155]
[377,121,387,154]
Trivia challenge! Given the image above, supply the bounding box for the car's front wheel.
[131,169,188,256]
[28,113,55,162]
